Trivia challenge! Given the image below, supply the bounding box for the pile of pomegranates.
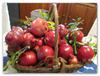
[5,17,95,67]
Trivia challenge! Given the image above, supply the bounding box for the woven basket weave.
[14,58,86,73]
[14,63,84,73]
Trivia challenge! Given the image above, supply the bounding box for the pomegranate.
[37,45,54,61]
[5,26,24,46]
[11,26,23,33]
[30,18,48,37]
[45,31,60,47]
[45,31,55,47]
[59,43,74,60]
[58,24,69,38]
[77,45,94,62]
[69,30,84,42]
[36,38,43,46]
[34,45,40,52]
[19,50,37,66]
[59,38,67,45]
[23,28,31,33]
[68,54,78,64]
[22,33,35,47]
[44,56,54,68]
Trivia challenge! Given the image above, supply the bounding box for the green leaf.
[77,17,81,21]
[68,23,75,26]
[17,17,33,27]
[39,10,49,20]
[48,21,55,26]
[3,65,8,71]
[47,21,55,30]
[68,17,84,30]
[3,46,30,71]
[89,43,96,47]
[65,35,69,43]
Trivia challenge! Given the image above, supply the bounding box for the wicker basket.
[14,57,88,73]
[14,62,84,73]
[6,4,91,73]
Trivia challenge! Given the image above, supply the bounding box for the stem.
[76,41,85,45]
[73,35,77,55]
[53,4,59,60]
[65,35,69,43]
[3,61,9,71]
[3,46,30,71]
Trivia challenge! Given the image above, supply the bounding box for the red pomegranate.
[77,45,94,62]
[45,31,55,47]
[34,45,40,52]
[37,45,54,61]
[45,31,60,47]
[69,30,84,42]
[36,38,43,46]
[19,50,37,66]
[22,33,35,47]
[58,24,69,38]
[5,26,24,46]
[59,38,67,45]
[59,43,74,60]
[68,54,78,64]
[30,18,48,37]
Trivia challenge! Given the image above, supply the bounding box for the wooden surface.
[19,3,97,36]
[19,3,51,19]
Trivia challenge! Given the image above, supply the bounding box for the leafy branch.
[39,10,49,20]
[47,21,55,30]
[68,17,84,31]
[3,46,30,71]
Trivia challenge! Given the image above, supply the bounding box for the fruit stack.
[4,17,96,73]
[3,5,96,73]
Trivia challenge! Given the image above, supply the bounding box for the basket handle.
[53,3,59,60]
